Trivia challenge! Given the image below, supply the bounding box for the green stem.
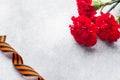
[107,1,120,12]
[100,1,118,11]
[105,1,117,5]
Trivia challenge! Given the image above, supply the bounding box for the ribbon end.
[0,35,6,42]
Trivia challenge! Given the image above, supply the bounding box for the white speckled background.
[0,0,120,80]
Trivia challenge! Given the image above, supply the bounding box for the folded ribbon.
[0,35,44,80]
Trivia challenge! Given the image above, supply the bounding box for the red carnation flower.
[76,0,96,19]
[70,16,97,46]
[76,0,92,5]
[96,12,120,43]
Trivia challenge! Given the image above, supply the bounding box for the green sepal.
[116,16,120,23]
[92,0,104,10]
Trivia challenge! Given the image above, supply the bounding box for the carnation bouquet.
[69,0,120,47]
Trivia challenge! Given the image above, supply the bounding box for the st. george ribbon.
[0,35,44,80]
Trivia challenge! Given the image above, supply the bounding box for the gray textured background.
[0,0,120,80]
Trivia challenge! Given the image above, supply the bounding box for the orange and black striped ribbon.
[0,35,44,80]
